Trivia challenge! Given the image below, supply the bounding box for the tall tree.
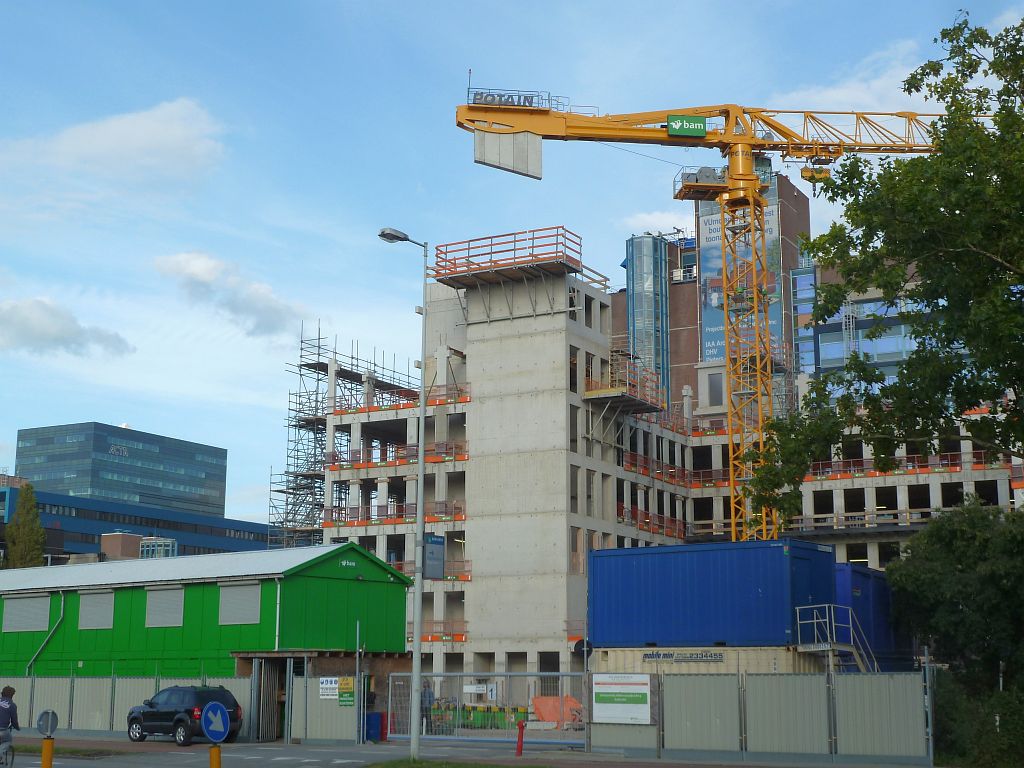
[4,483,46,568]
[748,15,1024,518]
[886,501,1024,690]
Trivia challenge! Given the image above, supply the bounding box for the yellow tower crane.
[456,93,939,541]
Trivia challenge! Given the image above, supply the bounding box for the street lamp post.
[378,227,429,759]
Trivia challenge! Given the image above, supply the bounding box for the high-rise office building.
[15,422,227,516]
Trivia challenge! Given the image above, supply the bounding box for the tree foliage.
[886,501,1024,690]
[748,14,1024,522]
[806,13,1024,464]
[4,483,46,569]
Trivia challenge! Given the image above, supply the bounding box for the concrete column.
[833,488,845,527]
[863,485,877,519]
[434,467,447,505]
[622,479,631,521]
[928,479,943,509]
[348,480,362,512]
[362,373,375,408]
[835,542,848,563]
[896,484,910,519]
[350,421,363,462]
[867,542,880,570]
[681,385,693,424]
[998,479,1012,507]
[376,478,390,515]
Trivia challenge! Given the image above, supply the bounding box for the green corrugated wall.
[0,545,410,677]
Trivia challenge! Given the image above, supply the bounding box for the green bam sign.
[668,115,707,137]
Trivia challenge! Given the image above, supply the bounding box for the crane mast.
[456,91,939,541]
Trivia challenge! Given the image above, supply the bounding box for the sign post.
[201,701,231,768]
[36,710,58,768]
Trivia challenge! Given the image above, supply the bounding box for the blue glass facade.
[624,235,670,405]
[0,486,266,556]
[15,422,226,516]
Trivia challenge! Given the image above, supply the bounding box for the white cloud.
[621,210,694,236]
[0,298,134,356]
[771,40,931,113]
[155,252,303,337]
[990,7,1024,31]
[0,99,223,181]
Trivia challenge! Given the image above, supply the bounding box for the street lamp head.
[378,227,410,244]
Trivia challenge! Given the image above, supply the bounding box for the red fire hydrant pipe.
[515,719,526,757]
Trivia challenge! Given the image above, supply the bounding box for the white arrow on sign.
[207,708,225,733]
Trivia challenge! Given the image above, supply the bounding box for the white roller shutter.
[2,594,50,632]
[218,582,260,625]
[145,587,183,627]
[79,590,114,630]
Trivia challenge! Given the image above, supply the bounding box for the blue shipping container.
[834,563,898,655]
[588,539,835,648]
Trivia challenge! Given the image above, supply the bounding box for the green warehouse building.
[1,544,407,741]
[0,543,411,678]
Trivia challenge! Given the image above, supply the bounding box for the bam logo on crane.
[668,115,707,137]
[472,90,541,108]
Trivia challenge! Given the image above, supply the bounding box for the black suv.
[127,685,243,746]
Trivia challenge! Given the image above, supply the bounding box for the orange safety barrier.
[531,696,583,729]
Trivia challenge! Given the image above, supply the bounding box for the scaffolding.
[269,330,420,548]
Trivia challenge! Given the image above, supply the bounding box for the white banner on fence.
[592,673,651,725]
[319,676,339,700]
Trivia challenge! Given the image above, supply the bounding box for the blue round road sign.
[201,701,230,744]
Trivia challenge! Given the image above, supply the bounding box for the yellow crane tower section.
[456,94,939,541]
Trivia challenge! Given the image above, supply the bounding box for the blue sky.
[0,1,1017,522]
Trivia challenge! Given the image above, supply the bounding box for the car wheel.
[128,720,147,742]
[174,722,192,747]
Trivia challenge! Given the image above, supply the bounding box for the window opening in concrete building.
[692,497,713,523]
[569,405,579,453]
[569,466,579,515]
[538,652,560,695]
[692,445,712,471]
[841,438,864,465]
[570,526,583,574]
[875,486,898,517]
[708,373,724,406]
[846,542,868,564]
[585,470,595,516]
[584,295,595,329]
[616,535,626,548]
[907,484,931,517]
[474,652,495,673]
[386,533,406,567]
[879,541,902,568]
[813,489,834,518]
[569,347,579,392]
[941,482,964,508]
[974,479,999,506]
[844,487,866,515]
[358,535,377,556]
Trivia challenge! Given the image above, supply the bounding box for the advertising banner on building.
[698,162,784,362]
[592,673,651,724]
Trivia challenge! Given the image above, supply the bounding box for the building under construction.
[270,213,1020,676]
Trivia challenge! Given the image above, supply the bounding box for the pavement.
[8,731,931,768]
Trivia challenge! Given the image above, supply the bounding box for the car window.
[150,691,169,707]
[168,690,188,708]
[197,689,238,707]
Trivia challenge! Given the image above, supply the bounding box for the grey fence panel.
[301,673,357,742]
[745,674,830,756]
[206,677,251,712]
[113,677,159,730]
[835,673,927,759]
[662,674,741,752]
[31,677,71,726]
[591,723,658,753]
[71,678,113,730]
[4,678,31,721]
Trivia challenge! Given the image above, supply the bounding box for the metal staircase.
[795,604,879,673]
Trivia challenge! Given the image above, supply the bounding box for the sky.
[1,1,1019,523]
